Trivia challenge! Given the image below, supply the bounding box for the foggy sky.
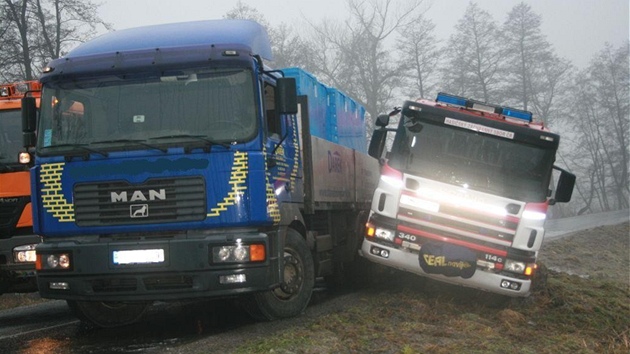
[98,0,629,69]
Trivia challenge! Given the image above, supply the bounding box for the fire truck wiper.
[149,134,231,152]
[91,139,167,153]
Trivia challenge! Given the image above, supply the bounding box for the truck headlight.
[504,259,526,273]
[374,227,395,242]
[212,243,265,263]
[37,252,72,271]
[13,244,38,263]
[504,259,535,276]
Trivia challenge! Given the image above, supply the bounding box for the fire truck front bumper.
[360,239,532,297]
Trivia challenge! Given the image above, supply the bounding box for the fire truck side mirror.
[276,78,298,115]
[22,97,37,148]
[368,129,387,159]
[375,114,390,127]
[553,167,576,204]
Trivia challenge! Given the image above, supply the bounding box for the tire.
[67,300,150,328]
[242,228,315,321]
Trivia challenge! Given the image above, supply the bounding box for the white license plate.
[113,249,165,265]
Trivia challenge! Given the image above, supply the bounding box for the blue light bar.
[501,107,532,122]
[436,92,467,108]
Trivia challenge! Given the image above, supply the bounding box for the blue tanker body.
[24,19,379,327]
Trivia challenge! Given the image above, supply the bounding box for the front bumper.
[0,235,40,293]
[36,231,280,302]
[360,239,531,297]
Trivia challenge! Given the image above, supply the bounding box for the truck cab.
[22,20,377,327]
[361,93,575,296]
[0,81,42,294]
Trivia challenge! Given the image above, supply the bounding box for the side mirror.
[368,129,387,159]
[553,167,575,203]
[22,97,37,132]
[22,97,37,148]
[375,114,390,127]
[276,78,298,114]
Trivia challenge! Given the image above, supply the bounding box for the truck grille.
[0,196,29,238]
[74,177,206,227]
[399,206,517,244]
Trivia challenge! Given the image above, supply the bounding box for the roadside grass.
[232,220,630,354]
[233,271,629,353]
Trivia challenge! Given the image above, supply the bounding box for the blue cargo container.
[281,68,329,142]
[281,67,366,153]
[326,87,366,154]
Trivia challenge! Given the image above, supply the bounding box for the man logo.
[111,189,166,203]
[130,204,149,218]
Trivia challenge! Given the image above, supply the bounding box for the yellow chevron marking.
[207,151,249,217]
[39,163,75,222]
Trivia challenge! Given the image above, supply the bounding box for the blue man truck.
[21,19,378,327]
[361,93,575,297]
[0,81,41,294]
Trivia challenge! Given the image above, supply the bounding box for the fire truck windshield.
[0,109,22,165]
[388,121,555,202]
[37,68,257,153]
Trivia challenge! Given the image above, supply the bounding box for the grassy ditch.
[233,222,629,354]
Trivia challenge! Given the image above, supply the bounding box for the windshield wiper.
[91,139,167,153]
[44,143,109,161]
[149,134,230,152]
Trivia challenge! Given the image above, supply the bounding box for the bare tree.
[526,53,572,124]
[561,42,629,213]
[224,0,270,28]
[304,0,427,122]
[224,1,311,69]
[268,23,314,69]
[500,2,571,125]
[441,2,502,102]
[32,0,109,61]
[396,13,440,99]
[1,0,33,80]
[0,0,110,82]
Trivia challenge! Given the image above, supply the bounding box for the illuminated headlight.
[212,244,265,263]
[37,253,72,270]
[374,228,395,242]
[522,210,546,220]
[504,259,526,274]
[13,244,38,263]
[19,152,31,164]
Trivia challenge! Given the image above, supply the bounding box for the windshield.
[389,120,555,202]
[0,109,22,165]
[37,68,257,152]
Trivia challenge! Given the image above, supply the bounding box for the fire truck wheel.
[67,300,150,328]
[242,228,314,321]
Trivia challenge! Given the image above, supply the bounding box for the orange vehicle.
[0,81,41,294]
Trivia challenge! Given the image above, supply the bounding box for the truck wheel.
[67,300,150,328]
[242,229,314,321]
